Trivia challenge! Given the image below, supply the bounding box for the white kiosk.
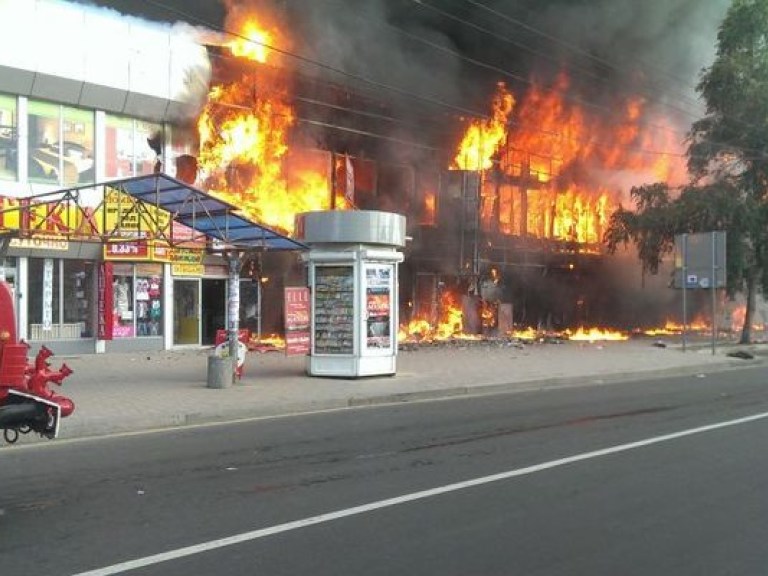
[295,210,406,378]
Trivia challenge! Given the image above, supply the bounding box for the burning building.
[179,5,698,340]
[0,0,737,353]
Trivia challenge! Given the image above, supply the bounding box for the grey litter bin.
[207,355,234,389]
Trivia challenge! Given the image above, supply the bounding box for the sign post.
[674,231,726,355]
[227,252,243,377]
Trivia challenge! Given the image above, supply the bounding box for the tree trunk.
[739,271,757,344]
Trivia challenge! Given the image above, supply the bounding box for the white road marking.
[72,410,768,576]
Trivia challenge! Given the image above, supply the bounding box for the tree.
[606,0,768,343]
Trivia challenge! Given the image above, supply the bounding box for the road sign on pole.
[673,231,726,355]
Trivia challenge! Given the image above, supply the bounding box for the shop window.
[105,115,161,178]
[239,279,261,335]
[27,101,58,184]
[27,258,94,339]
[112,263,135,338]
[105,115,133,178]
[62,106,95,185]
[63,260,94,338]
[26,258,56,339]
[136,263,163,336]
[111,263,163,338]
[136,121,162,175]
[0,93,17,181]
[28,100,94,186]
[166,124,197,182]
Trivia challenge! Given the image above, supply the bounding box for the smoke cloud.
[277,0,730,119]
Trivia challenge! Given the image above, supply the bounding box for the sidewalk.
[33,336,762,442]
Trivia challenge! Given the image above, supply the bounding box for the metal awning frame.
[0,173,307,252]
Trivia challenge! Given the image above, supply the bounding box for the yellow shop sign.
[171,263,204,276]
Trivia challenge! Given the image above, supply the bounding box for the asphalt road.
[2,365,768,575]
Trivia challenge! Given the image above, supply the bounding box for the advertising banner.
[98,262,114,340]
[42,258,53,332]
[284,286,310,356]
[365,265,392,349]
[104,240,151,261]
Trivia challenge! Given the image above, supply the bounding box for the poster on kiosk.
[364,265,394,352]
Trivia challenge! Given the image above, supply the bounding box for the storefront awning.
[108,173,306,251]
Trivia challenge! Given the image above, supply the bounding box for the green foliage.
[605,0,768,341]
[690,0,768,188]
[604,184,676,275]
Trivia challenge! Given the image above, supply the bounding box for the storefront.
[171,273,228,347]
[0,235,232,354]
[0,170,306,354]
[112,264,163,338]
[5,238,102,355]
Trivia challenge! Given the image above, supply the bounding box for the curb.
[44,355,762,444]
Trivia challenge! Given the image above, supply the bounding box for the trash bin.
[207,355,234,389]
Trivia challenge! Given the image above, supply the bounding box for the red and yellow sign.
[104,241,151,261]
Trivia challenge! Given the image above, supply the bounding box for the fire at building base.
[0,0,762,354]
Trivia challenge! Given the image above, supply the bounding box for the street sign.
[673,231,726,289]
[672,231,726,355]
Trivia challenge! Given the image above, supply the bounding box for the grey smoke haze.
[278,0,730,121]
[88,0,732,123]
[535,0,731,106]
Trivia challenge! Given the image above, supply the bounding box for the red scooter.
[0,281,75,445]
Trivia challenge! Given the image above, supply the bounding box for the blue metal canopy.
[105,173,307,251]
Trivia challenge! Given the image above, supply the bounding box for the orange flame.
[437,291,464,338]
[228,20,274,64]
[248,332,286,351]
[420,191,436,225]
[196,22,332,234]
[399,290,487,342]
[510,326,540,341]
[641,317,711,336]
[480,299,497,328]
[454,74,688,246]
[566,327,629,342]
[453,82,515,171]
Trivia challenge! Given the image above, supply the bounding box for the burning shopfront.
[186,15,700,342]
[0,0,732,353]
[155,3,730,345]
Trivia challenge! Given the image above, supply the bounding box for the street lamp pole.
[226,250,242,377]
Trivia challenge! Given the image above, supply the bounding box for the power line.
[209,47,707,167]
[387,12,691,147]
[403,1,697,132]
[144,0,755,170]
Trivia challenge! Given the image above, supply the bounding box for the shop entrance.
[201,278,226,345]
[173,279,199,345]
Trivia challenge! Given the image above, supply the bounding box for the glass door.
[174,279,200,345]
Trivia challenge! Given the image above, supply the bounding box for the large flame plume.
[453,82,515,171]
[197,18,332,234]
[452,74,688,245]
